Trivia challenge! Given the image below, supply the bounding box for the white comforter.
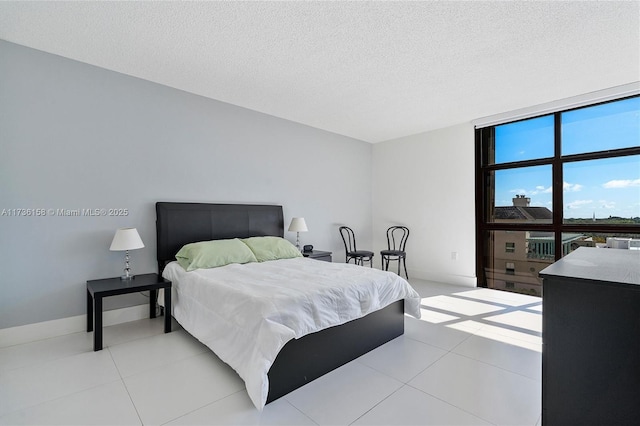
[162,257,421,409]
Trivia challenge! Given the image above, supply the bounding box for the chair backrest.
[339,226,357,253]
[387,226,409,251]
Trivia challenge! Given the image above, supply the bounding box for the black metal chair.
[381,226,409,278]
[339,226,374,267]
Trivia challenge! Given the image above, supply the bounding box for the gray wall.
[0,40,373,329]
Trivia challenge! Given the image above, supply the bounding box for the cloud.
[602,178,640,189]
[510,185,553,196]
[598,200,616,209]
[563,182,583,192]
[566,199,593,209]
[509,188,528,194]
[532,185,553,194]
[530,187,546,195]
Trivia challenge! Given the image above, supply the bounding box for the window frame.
[475,95,640,289]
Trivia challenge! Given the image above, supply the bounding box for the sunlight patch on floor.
[484,311,542,334]
[411,287,544,352]
[416,307,460,324]
[420,295,504,316]
[471,321,542,347]
[452,288,540,307]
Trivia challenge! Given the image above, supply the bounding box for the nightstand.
[86,273,172,351]
[302,250,332,262]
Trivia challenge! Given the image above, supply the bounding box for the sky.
[493,97,640,219]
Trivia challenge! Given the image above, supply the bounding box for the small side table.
[302,250,332,262]
[87,273,172,351]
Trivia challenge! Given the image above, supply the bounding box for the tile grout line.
[0,378,125,422]
[347,385,406,426]
[110,345,145,426]
[403,381,499,426]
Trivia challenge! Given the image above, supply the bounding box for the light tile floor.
[0,280,542,425]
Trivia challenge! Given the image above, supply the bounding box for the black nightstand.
[86,273,172,351]
[302,250,332,262]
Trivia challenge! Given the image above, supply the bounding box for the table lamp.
[288,217,308,251]
[110,227,144,280]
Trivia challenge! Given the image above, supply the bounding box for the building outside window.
[506,262,515,275]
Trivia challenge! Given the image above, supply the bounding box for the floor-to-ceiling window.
[476,96,640,296]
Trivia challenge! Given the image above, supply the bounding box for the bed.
[156,202,421,409]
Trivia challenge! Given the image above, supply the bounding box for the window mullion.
[553,113,563,260]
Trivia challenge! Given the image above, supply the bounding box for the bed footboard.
[266,299,405,403]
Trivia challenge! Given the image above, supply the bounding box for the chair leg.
[403,257,408,280]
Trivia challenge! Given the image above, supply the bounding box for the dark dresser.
[539,247,640,425]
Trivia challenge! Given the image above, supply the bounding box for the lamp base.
[121,250,134,280]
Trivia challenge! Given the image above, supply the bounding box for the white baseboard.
[368,265,477,288]
[0,304,149,348]
[409,269,477,288]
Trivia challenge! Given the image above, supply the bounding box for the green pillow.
[241,236,303,262]
[176,238,257,271]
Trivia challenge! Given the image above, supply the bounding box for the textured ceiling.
[0,1,638,143]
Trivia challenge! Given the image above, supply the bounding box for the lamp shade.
[110,228,144,251]
[288,217,308,232]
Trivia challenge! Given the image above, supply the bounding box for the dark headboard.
[156,202,284,272]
